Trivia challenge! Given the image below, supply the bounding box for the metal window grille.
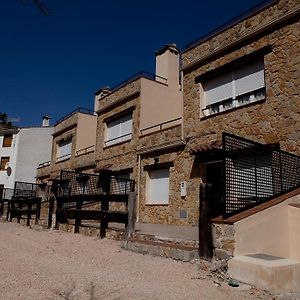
[223,133,300,217]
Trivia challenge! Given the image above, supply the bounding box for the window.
[0,157,10,171]
[105,113,132,147]
[202,59,265,116]
[2,134,13,147]
[146,168,170,205]
[56,140,72,162]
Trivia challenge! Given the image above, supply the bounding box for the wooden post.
[48,196,55,229]
[55,199,63,229]
[35,198,41,225]
[126,192,136,238]
[75,197,83,234]
[27,200,32,226]
[100,199,109,238]
[6,200,10,221]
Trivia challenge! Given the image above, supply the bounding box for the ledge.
[212,187,300,224]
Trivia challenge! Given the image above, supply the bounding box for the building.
[180,0,300,293]
[0,116,53,191]
[36,108,97,185]
[94,44,184,224]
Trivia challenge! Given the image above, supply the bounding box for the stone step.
[228,253,300,294]
[121,236,199,262]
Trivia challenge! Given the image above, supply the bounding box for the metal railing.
[75,145,95,156]
[140,117,182,135]
[96,71,168,97]
[223,132,300,217]
[185,0,277,50]
[1,188,37,200]
[55,107,95,126]
[55,170,135,200]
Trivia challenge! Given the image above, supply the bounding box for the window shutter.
[234,59,265,96]
[203,72,233,106]
[149,169,170,204]
[120,114,132,141]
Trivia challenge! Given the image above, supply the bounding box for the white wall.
[0,132,19,188]
[13,127,54,184]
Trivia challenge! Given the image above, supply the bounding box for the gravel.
[0,221,273,300]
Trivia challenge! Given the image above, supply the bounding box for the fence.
[53,170,135,209]
[223,133,300,216]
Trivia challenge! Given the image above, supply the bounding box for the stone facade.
[36,111,97,183]
[182,0,300,153]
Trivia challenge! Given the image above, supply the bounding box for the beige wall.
[140,78,182,133]
[76,113,97,153]
[234,194,300,260]
[288,205,300,260]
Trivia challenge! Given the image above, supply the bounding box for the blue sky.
[0,0,264,127]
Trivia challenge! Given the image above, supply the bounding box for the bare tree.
[18,0,49,16]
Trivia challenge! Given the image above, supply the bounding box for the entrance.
[199,161,223,259]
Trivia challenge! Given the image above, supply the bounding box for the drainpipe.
[180,56,185,142]
[136,154,141,223]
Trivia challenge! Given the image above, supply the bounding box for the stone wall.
[182,0,300,153]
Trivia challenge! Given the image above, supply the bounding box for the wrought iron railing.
[55,107,95,126]
[95,71,168,97]
[140,117,182,135]
[1,188,37,200]
[223,133,300,217]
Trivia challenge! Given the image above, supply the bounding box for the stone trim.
[96,91,140,114]
[182,5,300,72]
[195,46,271,82]
[52,124,76,137]
[143,161,174,171]
[103,106,135,123]
[137,140,186,156]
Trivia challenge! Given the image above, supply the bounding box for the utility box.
[180,181,187,197]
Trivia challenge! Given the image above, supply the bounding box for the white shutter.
[106,113,132,146]
[57,140,72,160]
[120,114,132,142]
[203,72,233,106]
[234,59,265,96]
[148,169,170,204]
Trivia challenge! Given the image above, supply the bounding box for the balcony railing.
[140,117,182,135]
[75,145,95,156]
[55,107,95,126]
[96,71,168,97]
[223,132,300,217]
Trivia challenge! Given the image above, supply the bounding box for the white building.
[0,116,53,190]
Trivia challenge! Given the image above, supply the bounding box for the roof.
[188,139,222,155]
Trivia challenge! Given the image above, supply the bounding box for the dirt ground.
[0,221,274,300]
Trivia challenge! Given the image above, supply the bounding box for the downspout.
[136,153,141,222]
[179,53,185,142]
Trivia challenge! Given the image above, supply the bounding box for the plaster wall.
[140,78,182,133]
[14,127,53,184]
[75,113,97,153]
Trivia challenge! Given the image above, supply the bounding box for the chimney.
[155,43,180,88]
[94,87,111,112]
[42,116,50,127]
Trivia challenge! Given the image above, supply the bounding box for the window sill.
[201,98,265,120]
[103,139,132,149]
[145,203,169,206]
[55,157,71,163]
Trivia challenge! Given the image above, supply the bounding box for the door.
[199,161,223,259]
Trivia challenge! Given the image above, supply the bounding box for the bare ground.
[0,221,273,300]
